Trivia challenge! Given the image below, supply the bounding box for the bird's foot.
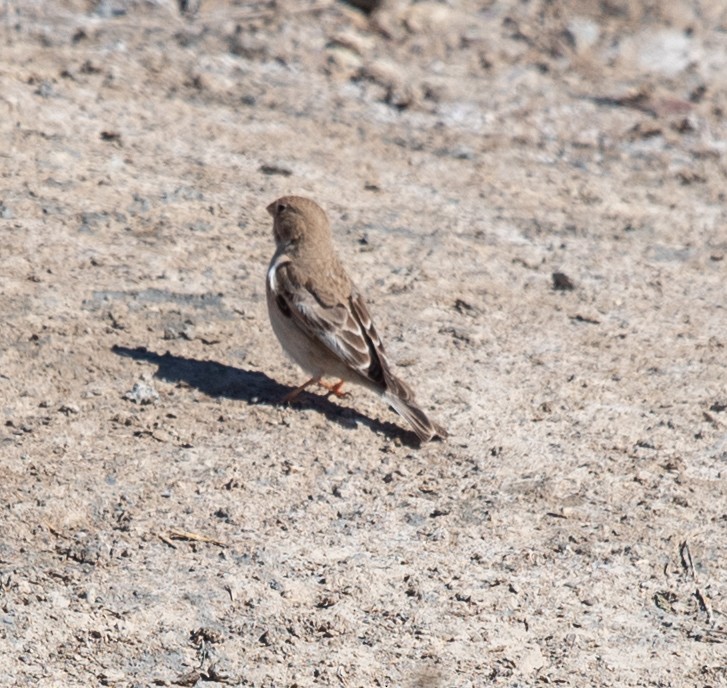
[318,379,350,398]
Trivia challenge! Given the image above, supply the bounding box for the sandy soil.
[1,1,726,686]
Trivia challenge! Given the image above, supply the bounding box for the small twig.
[336,665,349,687]
[694,587,714,625]
[157,532,178,549]
[679,541,715,625]
[167,528,226,548]
[219,1,333,23]
[679,540,695,579]
[44,522,70,539]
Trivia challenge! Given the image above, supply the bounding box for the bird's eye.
[277,202,287,214]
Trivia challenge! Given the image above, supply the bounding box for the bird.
[265,195,447,442]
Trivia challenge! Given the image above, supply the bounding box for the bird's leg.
[281,377,320,403]
[318,379,349,398]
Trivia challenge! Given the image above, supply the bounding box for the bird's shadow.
[111,345,418,445]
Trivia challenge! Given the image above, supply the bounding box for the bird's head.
[266,196,331,248]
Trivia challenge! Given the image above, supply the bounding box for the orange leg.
[281,377,320,403]
[318,379,348,398]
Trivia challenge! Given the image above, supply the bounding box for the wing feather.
[274,261,388,387]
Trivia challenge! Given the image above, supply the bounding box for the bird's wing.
[349,288,420,401]
[271,258,388,387]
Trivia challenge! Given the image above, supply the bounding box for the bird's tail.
[383,377,447,442]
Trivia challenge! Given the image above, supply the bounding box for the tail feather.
[384,388,447,442]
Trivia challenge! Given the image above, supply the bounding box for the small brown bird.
[265,195,447,442]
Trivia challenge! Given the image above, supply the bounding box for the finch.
[265,195,447,442]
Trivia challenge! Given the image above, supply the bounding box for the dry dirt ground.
[1,1,726,686]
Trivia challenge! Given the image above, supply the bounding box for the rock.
[123,382,159,405]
